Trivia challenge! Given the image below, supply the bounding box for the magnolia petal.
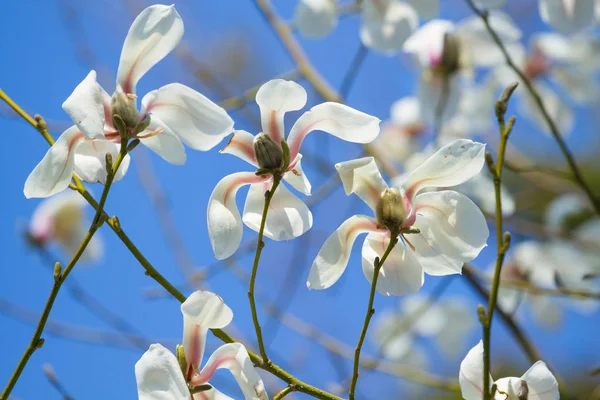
[220,130,258,167]
[539,0,595,35]
[361,234,424,296]
[459,341,492,400]
[73,139,131,183]
[360,0,419,54]
[390,97,422,127]
[294,0,338,38]
[142,83,234,151]
[181,291,233,372]
[287,102,381,162]
[207,172,268,260]
[416,72,460,125]
[242,181,313,241]
[410,216,464,276]
[139,118,186,165]
[135,344,189,400]
[335,157,388,212]
[307,215,384,290]
[28,191,86,243]
[255,79,307,144]
[407,0,439,19]
[62,70,106,139]
[193,387,234,400]
[24,126,85,199]
[399,139,485,200]
[283,154,311,195]
[117,4,184,95]
[551,66,600,103]
[403,20,455,68]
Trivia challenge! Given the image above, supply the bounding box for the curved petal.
[73,139,131,183]
[307,215,385,290]
[181,291,233,373]
[410,216,463,276]
[139,118,186,165]
[62,70,107,139]
[24,126,85,199]
[207,172,269,260]
[459,341,492,400]
[255,79,307,144]
[360,0,419,54]
[335,157,388,212]
[521,361,558,396]
[283,154,311,195]
[362,233,424,296]
[407,0,439,19]
[398,139,486,200]
[287,102,381,162]
[142,83,234,151]
[220,130,258,167]
[117,4,184,95]
[539,0,595,35]
[242,181,313,241]
[135,344,189,400]
[193,387,234,400]
[193,343,268,400]
[28,191,86,243]
[403,20,455,68]
[294,0,338,38]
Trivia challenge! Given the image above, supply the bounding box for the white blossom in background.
[307,139,489,295]
[26,191,102,262]
[135,291,268,400]
[403,13,521,124]
[24,5,233,199]
[459,340,559,399]
[207,79,380,260]
[544,192,594,234]
[539,0,597,35]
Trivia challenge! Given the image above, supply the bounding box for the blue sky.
[1,0,599,399]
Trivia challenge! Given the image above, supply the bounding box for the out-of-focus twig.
[43,364,75,400]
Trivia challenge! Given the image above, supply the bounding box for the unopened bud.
[440,33,461,75]
[517,379,529,400]
[111,89,139,136]
[53,262,62,281]
[376,188,407,234]
[176,344,187,378]
[253,133,284,171]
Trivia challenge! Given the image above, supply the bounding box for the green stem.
[273,385,295,400]
[348,236,398,400]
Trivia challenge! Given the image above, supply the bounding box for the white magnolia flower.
[307,139,489,295]
[208,79,380,260]
[403,14,521,123]
[544,192,592,234]
[459,340,559,400]
[135,291,268,400]
[24,5,233,199]
[539,0,596,35]
[27,191,102,262]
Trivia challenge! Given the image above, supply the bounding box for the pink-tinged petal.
[361,233,424,296]
[220,130,258,167]
[24,126,85,199]
[242,181,313,241]
[283,154,311,195]
[294,0,338,38]
[62,71,107,140]
[28,191,86,244]
[181,291,233,376]
[399,139,485,201]
[459,341,493,400]
[141,83,234,151]
[307,215,386,290]
[256,79,307,144]
[407,0,439,19]
[73,139,130,183]
[117,4,184,95]
[138,118,186,165]
[287,103,381,162]
[403,19,454,68]
[411,191,488,274]
[521,362,559,400]
[193,387,234,400]
[539,0,595,35]
[360,0,419,54]
[207,172,269,260]
[192,343,268,400]
[335,157,388,212]
[135,343,189,400]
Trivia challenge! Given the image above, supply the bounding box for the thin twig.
[273,385,296,400]
[339,44,368,101]
[43,364,75,400]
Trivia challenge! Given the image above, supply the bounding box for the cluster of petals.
[207,79,380,260]
[135,290,267,400]
[24,4,233,199]
[539,0,598,35]
[307,139,489,296]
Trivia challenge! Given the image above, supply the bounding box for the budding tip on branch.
[505,115,517,136]
[105,152,113,174]
[53,262,62,281]
[495,82,519,119]
[477,304,486,323]
[111,215,121,231]
[503,231,512,250]
[34,114,47,130]
[36,338,45,349]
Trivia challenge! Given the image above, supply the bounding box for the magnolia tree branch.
[43,364,74,400]
[464,0,600,215]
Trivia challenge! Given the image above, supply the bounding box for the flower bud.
[376,188,407,234]
[517,379,529,400]
[440,33,461,76]
[253,133,284,171]
[111,89,140,136]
